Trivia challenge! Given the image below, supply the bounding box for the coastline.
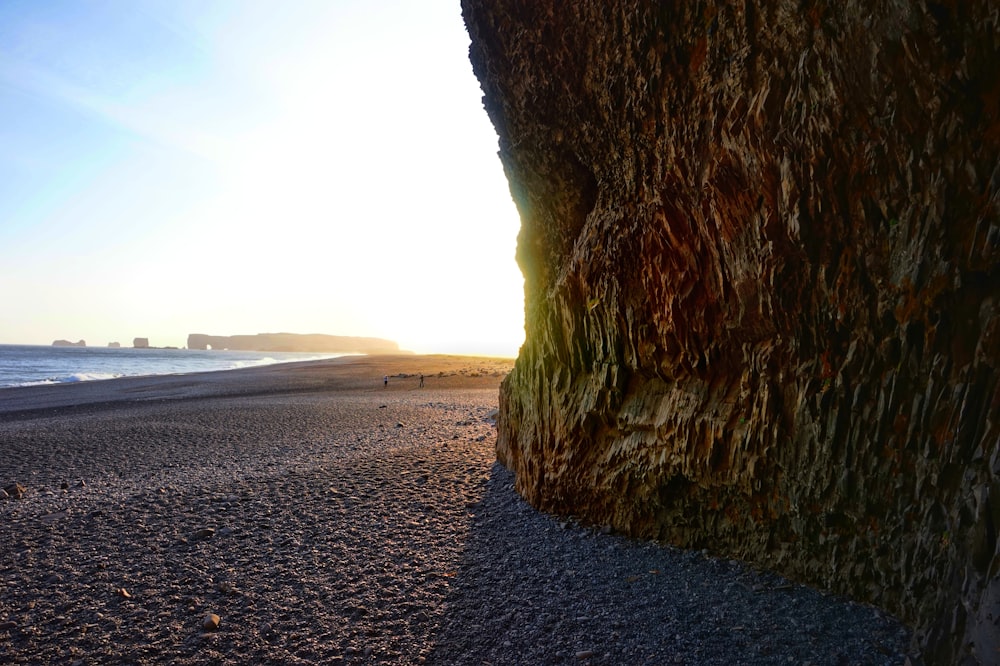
[0,354,514,417]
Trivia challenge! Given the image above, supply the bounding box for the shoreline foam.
[0,354,514,416]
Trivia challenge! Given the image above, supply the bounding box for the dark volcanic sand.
[0,355,913,664]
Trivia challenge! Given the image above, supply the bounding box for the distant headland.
[187,333,399,354]
[50,333,399,354]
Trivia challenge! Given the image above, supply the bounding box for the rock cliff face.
[186,333,399,354]
[463,0,999,661]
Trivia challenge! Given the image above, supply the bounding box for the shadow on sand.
[426,463,912,665]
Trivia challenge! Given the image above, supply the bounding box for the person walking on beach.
[419,374,424,388]
[383,375,388,387]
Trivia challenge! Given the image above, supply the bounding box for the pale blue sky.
[0,0,524,356]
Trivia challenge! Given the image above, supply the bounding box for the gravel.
[0,365,913,665]
[431,463,912,665]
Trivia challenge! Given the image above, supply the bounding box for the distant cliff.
[52,339,85,347]
[464,0,999,662]
[187,333,399,354]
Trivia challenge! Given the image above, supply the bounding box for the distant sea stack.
[187,333,400,354]
[52,339,85,347]
[108,342,121,348]
[133,338,150,349]
[463,0,1000,662]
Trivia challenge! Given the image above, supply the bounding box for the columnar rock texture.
[463,0,999,661]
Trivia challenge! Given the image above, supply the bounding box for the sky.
[0,0,525,357]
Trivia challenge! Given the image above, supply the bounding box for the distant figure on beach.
[419,374,424,388]
[383,375,388,387]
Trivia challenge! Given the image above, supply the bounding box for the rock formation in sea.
[133,338,150,349]
[52,339,86,347]
[186,333,400,354]
[108,342,121,349]
[462,0,999,661]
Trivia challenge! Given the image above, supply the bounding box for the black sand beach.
[1,355,911,664]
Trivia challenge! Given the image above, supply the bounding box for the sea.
[0,344,349,389]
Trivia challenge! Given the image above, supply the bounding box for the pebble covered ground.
[0,357,914,664]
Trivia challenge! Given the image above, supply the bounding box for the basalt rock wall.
[462,1,1000,661]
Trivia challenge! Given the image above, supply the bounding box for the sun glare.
[0,1,526,356]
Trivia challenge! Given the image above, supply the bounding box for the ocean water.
[0,344,349,389]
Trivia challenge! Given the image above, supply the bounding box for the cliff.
[462,0,999,662]
[186,333,399,354]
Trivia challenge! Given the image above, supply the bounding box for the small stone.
[4,483,25,499]
[0,620,16,632]
[202,613,221,631]
[117,588,131,599]
[192,528,215,541]
[575,650,596,659]
[60,481,69,490]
